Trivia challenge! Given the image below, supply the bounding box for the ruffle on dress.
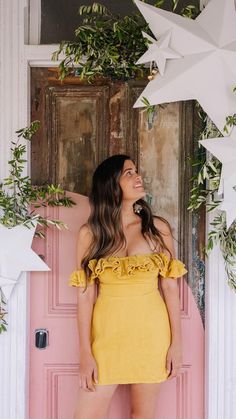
[157,253,188,278]
[69,268,95,288]
[69,253,188,287]
[88,252,187,280]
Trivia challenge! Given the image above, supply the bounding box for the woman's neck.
[121,200,140,228]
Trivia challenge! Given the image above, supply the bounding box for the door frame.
[0,1,233,419]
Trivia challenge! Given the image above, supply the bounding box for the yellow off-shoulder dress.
[69,252,188,385]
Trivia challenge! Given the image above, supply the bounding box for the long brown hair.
[82,154,173,286]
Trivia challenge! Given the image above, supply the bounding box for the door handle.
[35,328,49,349]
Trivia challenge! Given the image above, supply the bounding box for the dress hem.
[95,377,169,385]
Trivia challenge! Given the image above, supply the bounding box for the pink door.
[29,191,204,419]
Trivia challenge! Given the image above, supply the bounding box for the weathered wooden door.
[29,68,204,419]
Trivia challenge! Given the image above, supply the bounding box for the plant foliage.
[0,293,7,334]
[52,1,200,81]
[188,101,236,290]
[0,121,75,233]
[52,2,150,81]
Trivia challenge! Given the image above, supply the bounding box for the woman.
[69,154,187,419]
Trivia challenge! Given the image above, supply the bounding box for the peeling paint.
[139,102,180,243]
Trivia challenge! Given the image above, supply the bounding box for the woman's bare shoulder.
[76,223,93,257]
[78,223,93,239]
[153,216,173,236]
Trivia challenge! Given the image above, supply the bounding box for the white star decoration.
[199,128,236,228]
[134,0,236,134]
[199,128,236,189]
[136,29,181,76]
[0,224,50,300]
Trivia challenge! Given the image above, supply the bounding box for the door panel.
[30,68,204,419]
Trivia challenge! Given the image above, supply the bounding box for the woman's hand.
[166,342,183,379]
[78,352,98,391]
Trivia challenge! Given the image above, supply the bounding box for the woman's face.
[119,160,146,201]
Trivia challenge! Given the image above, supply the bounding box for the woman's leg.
[73,384,119,419]
[130,383,161,419]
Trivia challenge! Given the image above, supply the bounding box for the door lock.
[35,328,49,349]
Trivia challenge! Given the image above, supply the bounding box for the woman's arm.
[75,224,98,391]
[160,277,182,379]
[154,218,183,379]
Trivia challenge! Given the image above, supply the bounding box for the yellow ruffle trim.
[69,269,95,288]
[88,252,187,280]
[69,253,188,287]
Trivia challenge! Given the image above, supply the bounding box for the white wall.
[0,2,29,419]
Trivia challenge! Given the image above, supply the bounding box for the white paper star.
[199,128,236,189]
[134,0,236,134]
[136,29,181,76]
[0,223,50,300]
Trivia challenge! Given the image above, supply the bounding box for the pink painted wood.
[29,192,204,419]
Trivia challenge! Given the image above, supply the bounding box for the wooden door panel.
[31,69,138,191]
[46,85,109,195]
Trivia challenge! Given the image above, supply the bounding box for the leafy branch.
[188,98,236,290]
[0,121,75,232]
[52,1,200,82]
[207,212,236,291]
[52,2,150,81]
[141,96,156,118]
[0,292,7,334]
[187,109,222,212]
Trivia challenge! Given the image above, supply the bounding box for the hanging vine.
[0,292,7,334]
[188,101,236,290]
